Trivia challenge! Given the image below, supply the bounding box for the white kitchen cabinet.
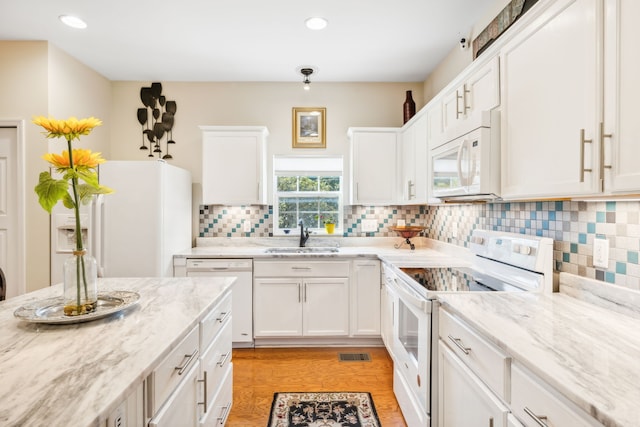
[348,127,399,205]
[147,288,233,427]
[253,260,350,338]
[350,260,381,336]
[603,0,640,193]
[399,112,429,204]
[511,362,601,427]
[106,382,145,427]
[426,99,445,150]
[501,0,640,199]
[201,126,268,205]
[442,55,500,142]
[438,343,509,427]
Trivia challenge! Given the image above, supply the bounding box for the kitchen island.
[0,276,234,427]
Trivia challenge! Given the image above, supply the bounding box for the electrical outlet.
[593,238,609,268]
[243,219,251,232]
[361,219,378,232]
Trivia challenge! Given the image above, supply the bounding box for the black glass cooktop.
[399,266,524,292]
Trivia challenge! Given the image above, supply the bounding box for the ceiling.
[0,0,495,82]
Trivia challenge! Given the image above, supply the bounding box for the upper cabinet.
[500,0,640,199]
[399,111,429,204]
[442,56,500,143]
[201,126,268,205]
[348,127,399,205]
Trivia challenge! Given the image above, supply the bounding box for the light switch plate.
[361,219,378,232]
[593,238,609,268]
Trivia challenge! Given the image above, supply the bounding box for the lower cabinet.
[350,260,381,336]
[438,343,509,427]
[253,277,350,337]
[147,289,233,426]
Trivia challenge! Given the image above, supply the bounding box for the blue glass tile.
[504,203,511,211]
[628,251,639,264]
[587,223,595,233]
[616,262,627,274]
[563,252,570,262]
[536,202,542,211]
[579,233,587,244]
[530,212,537,220]
[549,211,556,221]
[525,219,531,228]
[605,272,615,283]
[542,220,549,230]
[536,229,543,236]
[570,243,578,253]
[606,201,616,211]
[596,212,605,222]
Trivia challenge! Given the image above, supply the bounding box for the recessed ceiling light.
[305,17,328,30]
[59,15,87,29]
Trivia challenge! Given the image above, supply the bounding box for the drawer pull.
[217,402,232,424]
[524,407,549,427]
[216,311,231,324]
[448,335,471,355]
[291,266,312,270]
[174,349,199,375]
[197,370,208,413]
[217,351,231,367]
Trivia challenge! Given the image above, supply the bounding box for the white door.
[303,277,349,336]
[604,0,640,193]
[253,278,303,337]
[500,0,600,199]
[0,123,25,299]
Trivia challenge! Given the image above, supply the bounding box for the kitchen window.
[273,156,343,235]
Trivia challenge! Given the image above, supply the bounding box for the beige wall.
[0,41,111,292]
[422,0,511,103]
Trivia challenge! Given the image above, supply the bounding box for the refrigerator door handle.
[93,194,105,277]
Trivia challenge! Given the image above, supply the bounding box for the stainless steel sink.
[264,247,339,254]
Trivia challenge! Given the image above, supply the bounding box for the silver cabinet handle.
[174,349,199,375]
[463,85,471,111]
[216,311,231,324]
[217,351,231,367]
[217,402,232,424]
[455,90,463,119]
[407,180,415,199]
[291,266,312,270]
[579,128,593,182]
[524,407,549,427]
[197,370,208,413]
[600,122,613,186]
[303,283,307,302]
[447,334,471,355]
[298,283,301,303]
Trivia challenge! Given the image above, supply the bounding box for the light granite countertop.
[437,276,640,427]
[0,276,234,427]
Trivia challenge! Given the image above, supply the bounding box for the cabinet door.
[500,0,600,199]
[253,278,303,337]
[351,260,381,336]
[427,101,444,150]
[604,0,640,193]
[400,114,429,204]
[438,343,508,427]
[201,128,267,204]
[349,129,398,205]
[149,361,199,427]
[303,278,350,336]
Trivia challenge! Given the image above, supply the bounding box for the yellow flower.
[43,149,106,169]
[33,116,102,141]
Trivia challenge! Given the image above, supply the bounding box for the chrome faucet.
[298,219,310,247]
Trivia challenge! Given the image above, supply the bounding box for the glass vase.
[63,251,98,316]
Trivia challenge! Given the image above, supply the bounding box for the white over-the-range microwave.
[430,110,500,202]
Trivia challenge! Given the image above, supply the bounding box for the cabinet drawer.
[254,260,350,277]
[511,363,601,427]
[200,291,232,351]
[150,326,200,415]
[439,308,510,400]
[200,364,233,427]
[149,360,199,427]
[200,320,232,409]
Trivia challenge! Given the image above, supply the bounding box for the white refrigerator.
[51,160,192,283]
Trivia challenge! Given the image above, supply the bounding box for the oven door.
[391,274,431,415]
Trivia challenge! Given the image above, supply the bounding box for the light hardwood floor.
[227,346,407,426]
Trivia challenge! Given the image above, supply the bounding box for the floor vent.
[338,352,371,362]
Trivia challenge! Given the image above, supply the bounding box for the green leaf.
[77,184,114,205]
[76,169,100,188]
[34,172,68,213]
[62,193,75,210]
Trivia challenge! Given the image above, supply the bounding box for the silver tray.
[13,291,140,324]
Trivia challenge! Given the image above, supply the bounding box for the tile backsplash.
[199,200,640,290]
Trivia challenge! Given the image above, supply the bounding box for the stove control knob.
[512,243,521,253]
[471,236,484,245]
[519,245,531,255]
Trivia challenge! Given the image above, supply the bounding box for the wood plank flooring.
[227,346,407,426]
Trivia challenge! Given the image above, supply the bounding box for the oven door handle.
[391,277,427,311]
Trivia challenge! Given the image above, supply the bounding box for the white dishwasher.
[185,258,253,347]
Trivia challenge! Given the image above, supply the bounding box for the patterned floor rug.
[267,391,381,427]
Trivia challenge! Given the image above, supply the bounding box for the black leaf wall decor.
[137,82,177,159]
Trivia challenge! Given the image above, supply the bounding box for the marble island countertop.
[0,276,234,427]
[437,277,640,427]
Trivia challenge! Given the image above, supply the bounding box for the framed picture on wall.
[292,107,326,148]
